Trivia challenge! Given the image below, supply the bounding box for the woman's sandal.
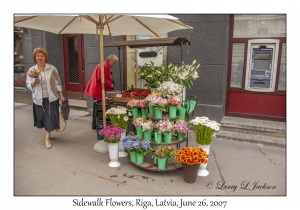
[45,139,52,149]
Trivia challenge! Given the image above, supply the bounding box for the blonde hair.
[33,47,48,63]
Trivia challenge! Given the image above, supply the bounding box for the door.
[63,34,85,99]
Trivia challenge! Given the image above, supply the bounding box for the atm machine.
[245,39,280,92]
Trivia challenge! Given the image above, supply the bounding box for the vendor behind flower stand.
[85,54,118,130]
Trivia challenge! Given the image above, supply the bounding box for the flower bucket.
[163,132,172,144]
[136,153,144,164]
[178,107,186,119]
[131,107,139,118]
[154,131,162,143]
[149,105,154,116]
[182,163,200,183]
[129,151,137,162]
[108,142,121,167]
[168,105,177,118]
[185,100,196,114]
[154,107,162,119]
[143,130,152,141]
[135,126,143,137]
[141,109,148,118]
[177,133,184,140]
[154,157,167,170]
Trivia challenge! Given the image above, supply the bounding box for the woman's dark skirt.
[33,98,60,132]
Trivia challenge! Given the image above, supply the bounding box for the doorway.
[63,34,85,99]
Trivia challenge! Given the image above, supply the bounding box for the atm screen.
[253,59,270,70]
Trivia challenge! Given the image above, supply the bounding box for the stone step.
[216,130,286,148]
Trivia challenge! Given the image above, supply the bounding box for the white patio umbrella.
[14,14,193,127]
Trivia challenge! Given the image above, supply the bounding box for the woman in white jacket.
[26,47,65,149]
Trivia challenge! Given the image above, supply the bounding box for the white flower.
[124,116,128,121]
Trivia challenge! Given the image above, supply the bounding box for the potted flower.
[137,99,148,118]
[159,119,174,144]
[175,146,208,183]
[188,116,220,176]
[137,61,170,88]
[98,125,124,167]
[150,96,167,119]
[133,117,145,137]
[153,120,163,143]
[141,119,153,141]
[174,119,188,140]
[152,144,176,170]
[157,81,184,98]
[144,94,158,116]
[122,135,141,162]
[105,106,129,157]
[135,139,153,164]
[173,60,201,89]
[127,98,140,118]
[167,97,181,118]
[105,107,128,130]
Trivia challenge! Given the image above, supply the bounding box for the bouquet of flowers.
[149,96,167,111]
[175,146,208,165]
[158,119,174,134]
[136,139,153,155]
[152,144,176,159]
[174,119,188,135]
[141,119,154,132]
[105,106,128,130]
[157,81,184,98]
[98,125,124,143]
[127,99,140,108]
[167,97,181,107]
[27,68,40,78]
[188,116,220,145]
[169,60,201,89]
[133,117,145,127]
[122,135,141,152]
[137,100,148,109]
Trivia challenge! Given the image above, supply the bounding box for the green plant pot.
[141,108,147,118]
[178,107,187,119]
[168,105,177,118]
[135,126,143,137]
[154,107,162,119]
[177,133,184,140]
[154,157,167,170]
[131,107,139,118]
[129,151,137,162]
[136,153,144,164]
[164,132,172,144]
[143,130,151,142]
[149,105,154,116]
[154,131,162,143]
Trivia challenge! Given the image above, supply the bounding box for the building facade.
[14,14,286,123]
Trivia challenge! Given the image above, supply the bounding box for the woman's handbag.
[56,102,67,132]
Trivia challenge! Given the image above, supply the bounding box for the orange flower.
[175,146,208,165]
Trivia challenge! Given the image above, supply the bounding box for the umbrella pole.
[99,18,106,128]
[118,47,122,91]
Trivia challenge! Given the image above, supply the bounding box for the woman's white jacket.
[26,64,63,106]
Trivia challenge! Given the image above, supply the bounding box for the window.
[278,43,286,90]
[14,26,25,87]
[233,14,286,38]
[230,43,245,88]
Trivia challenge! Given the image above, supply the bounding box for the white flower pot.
[108,142,121,167]
[119,130,128,157]
[197,144,210,176]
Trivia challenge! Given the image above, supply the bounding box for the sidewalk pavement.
[11,103,287,209]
